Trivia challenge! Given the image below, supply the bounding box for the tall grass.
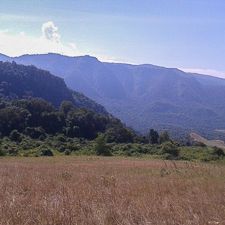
[0,157,224,225]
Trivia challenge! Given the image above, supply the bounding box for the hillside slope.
[190,133,225,150]
[2,53,225,138]
[0,61,107,114]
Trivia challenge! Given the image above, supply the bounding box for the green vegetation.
[0,132,224,162]
[0,97,224,161]
[0,61,224,162]
[0,97,135,141]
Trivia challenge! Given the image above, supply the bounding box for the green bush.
[95,134,111,156]
[9,130,22,142]
[212,146,225,157]
[40,149,54,156]
[160,142,179,159]
[24,127,46,139]
[64,149,71,155]
[0,148,6,156]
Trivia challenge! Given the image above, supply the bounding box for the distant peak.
[82,55,98,60]
[0,53,10,58]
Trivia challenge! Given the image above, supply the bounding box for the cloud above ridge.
[0,21,78,56]
[42,21,60,42]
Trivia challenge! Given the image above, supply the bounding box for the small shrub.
[40,149,54,156]
[56,134,66,142]
[64,149,71,155]
[0,148,6,156]
[212,146,225,157]
[9,130,22,142]
[160,142,179,159]
[8,147,18,156]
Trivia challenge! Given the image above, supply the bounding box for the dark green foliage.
[24,127,46,139]
[148,129,159,144]
[0,106,29,135]
[0,97,136,143]
[160,142,179,159]
[159,131,170,144]
[9,130,22,142]
[105,126,134,143]
[0,147,6,156]
[0,131,224,161]
[40,148,54,156]
[95,134,111,156]
[60,101,75,115]
[64,149,71,155]
[212,147,225,157]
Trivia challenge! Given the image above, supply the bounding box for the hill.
[190,132,225,150]
[0,61,107,114]
[2,53,225,139]
[0,61,137,144]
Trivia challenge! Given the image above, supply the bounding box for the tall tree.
[148,129,159,144]
[159,131,170,144]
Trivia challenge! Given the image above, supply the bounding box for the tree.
[105,126,134,143]
[95,134,111,156]
[0,107,29,135]
[60,101,75,115]
[159,131,170,144]
[148,129,159,144]
[9,130,22,142]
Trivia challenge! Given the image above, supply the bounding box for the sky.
[1,0,225,77]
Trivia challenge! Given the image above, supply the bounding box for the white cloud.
[181,68,225,79]
[42,21,60,43]
[0,22,79,57]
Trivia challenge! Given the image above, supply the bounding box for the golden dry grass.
[0,157,225,225]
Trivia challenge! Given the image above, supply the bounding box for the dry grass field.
[0,157,224,225]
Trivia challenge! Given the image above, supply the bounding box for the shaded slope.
[0,61,107,114]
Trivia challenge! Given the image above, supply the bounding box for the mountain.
[0,61,137,143]
[0,53,10,61]
[1,53,225,139]
[0,61,107,114]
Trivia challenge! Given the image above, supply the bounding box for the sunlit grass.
[0,157,224,225]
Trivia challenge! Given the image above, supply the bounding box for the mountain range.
[0,60,107,115]
[1,53,225,140]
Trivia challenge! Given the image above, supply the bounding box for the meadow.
[0,157,224,225]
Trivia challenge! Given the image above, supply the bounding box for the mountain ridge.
[1,53,225,139]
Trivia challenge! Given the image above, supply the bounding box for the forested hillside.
[0,61,107,114]
[3,53,225,140]
[0,61,135,143]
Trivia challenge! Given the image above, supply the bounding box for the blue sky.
[1,0,225,76]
